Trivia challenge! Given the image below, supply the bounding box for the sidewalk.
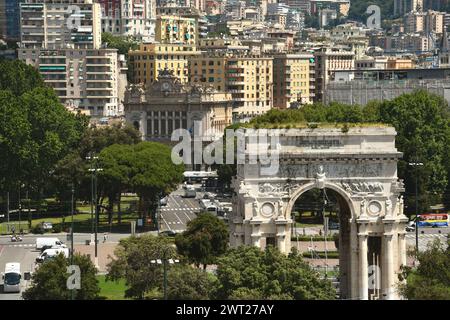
[74,242,118,273]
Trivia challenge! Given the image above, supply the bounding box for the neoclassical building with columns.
[229,126,408,300]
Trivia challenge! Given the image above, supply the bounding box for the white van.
[2,263,21,293]
[35,237,66,250]
[36,248,69,263]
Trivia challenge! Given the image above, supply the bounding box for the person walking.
[103,233,108,243]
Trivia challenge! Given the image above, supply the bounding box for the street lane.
[159,187,202,233]
[0,244,39,300]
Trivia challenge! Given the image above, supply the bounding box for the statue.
[399,196,404,216]
[360,199,367,217]
[385,199,393,216]
[315,165,326,189]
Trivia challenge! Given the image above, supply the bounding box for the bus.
[2,262,21,293]
[183,171,218,184]
[417,213,449,227]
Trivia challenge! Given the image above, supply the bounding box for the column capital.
[357,233,368,239]
[383,233,394,239]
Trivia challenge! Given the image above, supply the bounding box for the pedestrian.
[103,233,108,243]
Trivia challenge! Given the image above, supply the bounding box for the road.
[159,186,202,233]
[0,232,135,300]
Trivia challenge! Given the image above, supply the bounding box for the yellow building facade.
[189,53,273,121]
[129,43,200,84]
[155,15,198,45]
[273,54,313,109]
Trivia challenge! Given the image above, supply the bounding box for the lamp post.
[87,154,102,269]
[71,184,75,300]
[408,162,423,254]
[150,246,179,300]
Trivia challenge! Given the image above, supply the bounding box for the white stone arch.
[229,127,409,300]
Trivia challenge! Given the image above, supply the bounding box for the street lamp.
[150,246,179,300]
[408,162,423,254]
[86,153,103,269]
[70,184,75,300]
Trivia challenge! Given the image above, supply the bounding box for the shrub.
[31,225,45,234]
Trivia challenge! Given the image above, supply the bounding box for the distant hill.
[347,0,395,22]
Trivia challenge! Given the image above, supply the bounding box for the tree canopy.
[23,253,100,300]
[398,239,450,300]
[106,234,178,299]
[0,60,88,196]
[215,246,336,300]
[101,33,139,56]
[175,212,229,269]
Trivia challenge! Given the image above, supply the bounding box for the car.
[405,221,415,232]
[159,230,177,237]
[328,221,340,230]
[160,197,168,206]
[42,222,53,230]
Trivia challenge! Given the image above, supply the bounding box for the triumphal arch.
[230,126,408,300]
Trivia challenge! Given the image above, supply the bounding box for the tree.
[398,239,450,299]
[101,33,139,55]
[98,144,134,224]
[215,246,336,300]
[129,142,184,226]
[347,0,395,22]
[175,212,229,269]
[0,59,45,96]
[106,234,177,299]
[375,91,450,214]
[166,264,218,300]
[79,123,141,157]
[51,123,141,209]
[22,254,100,300]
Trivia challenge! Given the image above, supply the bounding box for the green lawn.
[97,275,129,300]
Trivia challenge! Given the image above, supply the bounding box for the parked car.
[328,221,340,230]
[42,222,53,230]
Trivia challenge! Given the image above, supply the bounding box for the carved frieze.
[278,163,383,179]
[340,181,384,194]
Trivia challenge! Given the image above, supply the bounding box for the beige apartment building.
[19,0,102,50]
[273,53,314,109]
[129,43,200,84]
[18,48,126,117]
[155,15,198,46]
[189,53,228,91]
[404,10,445,34]
[189,53,273,122]
[314,47,355,102]
[226,56,273,121]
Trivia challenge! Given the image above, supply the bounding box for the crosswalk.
[405,234,448,239]
[405,233,448,251]
[8,244,34,248]
[161,208,200,212]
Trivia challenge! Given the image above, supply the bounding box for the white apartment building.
[19,0,102,50]
[100,0,156,42]
[314,47,355,102]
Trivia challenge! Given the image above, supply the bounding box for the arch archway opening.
[290,187,352,299]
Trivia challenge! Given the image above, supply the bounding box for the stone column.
[350,220,359,299]
[398,231,407,268]
[358,233,369,300]
[383,233,395,300]
[251,224,261,248]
